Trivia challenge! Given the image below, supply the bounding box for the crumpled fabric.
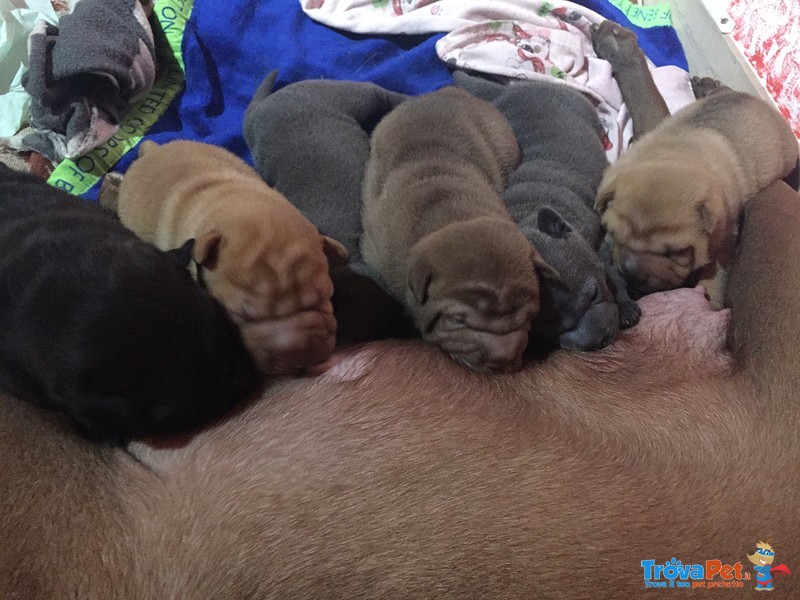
[299,0,696,160]
[0,0,60,138]
[10,0,156,162]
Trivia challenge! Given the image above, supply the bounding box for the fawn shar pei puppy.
[596,90,798,307]
[116,140,347,374]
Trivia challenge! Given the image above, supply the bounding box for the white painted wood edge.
[698,0,734,34]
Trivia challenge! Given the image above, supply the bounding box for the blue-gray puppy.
[454,71,641,351]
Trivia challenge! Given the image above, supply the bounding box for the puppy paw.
[691,76,727,99]
[591,20,642,68]
[98,171,124,213]
[618,300,642,329]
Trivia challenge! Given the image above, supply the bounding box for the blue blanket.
[85,0,687,199]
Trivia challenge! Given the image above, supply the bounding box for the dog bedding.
[9,0,157,163]
[43,0,690,200]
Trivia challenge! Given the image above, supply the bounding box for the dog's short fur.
[244,71,408,262]
[243,71,414,345]
[0,164,259,444]
[361,86,556,372]
[116,140,348,373]
[592,18,800,196]
[596,89,799,307]
[3,181,800,598]
[454,71,641,351]
[591,20,671,141]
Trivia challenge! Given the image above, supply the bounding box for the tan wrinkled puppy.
[596,90,798,307]
[361,86,557,373]
[117,140,347,374]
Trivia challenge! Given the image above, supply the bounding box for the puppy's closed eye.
[408,263,433,305]
[447,314,466,326]
[666,247,694,267]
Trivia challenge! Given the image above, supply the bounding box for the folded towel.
[12,0,156,162]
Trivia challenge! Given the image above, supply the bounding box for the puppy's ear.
[193,229,223,268]
[321,235,348,267]
[697,202,716,234]
[537,206,572,239]
[407,258,433,305]
[531,249,561,282]
[165,239,195,268]
[695,179,728,241]
[595,171,617,214]
[138,140,159,157]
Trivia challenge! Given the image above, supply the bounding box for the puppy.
[596,89,799,307]
[454,71,641,351]
[592,19,800,194]
[244,71,408,262]
[243,71,414,345]
[116,140,348,374]
[0,164,259,445]
[361,86,557,373]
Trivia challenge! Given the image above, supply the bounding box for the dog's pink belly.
[626,285,730,365]
[127,285,736,597]
[239,310,337,374]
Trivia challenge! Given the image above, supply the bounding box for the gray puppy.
[243,72,414,344]
[361,86,558,373]
[454,71,641,351]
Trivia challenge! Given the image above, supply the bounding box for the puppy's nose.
[488,355,523,374]
[599,330,615,349]
[482,331,528,372]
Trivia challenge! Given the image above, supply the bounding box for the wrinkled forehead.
[604,182,702,253]
[226,236,328,288]
[606,215,699,255]
[617,174,697,219]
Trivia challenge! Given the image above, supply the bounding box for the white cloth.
[300,0,696,161]
[0,0,60,137]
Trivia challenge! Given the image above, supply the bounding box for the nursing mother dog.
[116,140,348,374]
[3,180,800,597]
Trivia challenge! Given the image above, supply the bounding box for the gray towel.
[13,0,156,162]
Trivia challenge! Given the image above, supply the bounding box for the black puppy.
[243,71,415,345]
[0,164,260,444]
[454,71,641,351]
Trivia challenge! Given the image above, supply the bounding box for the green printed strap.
[607,0,673,29]
[157,0,193,72]
[47,0,194,196]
